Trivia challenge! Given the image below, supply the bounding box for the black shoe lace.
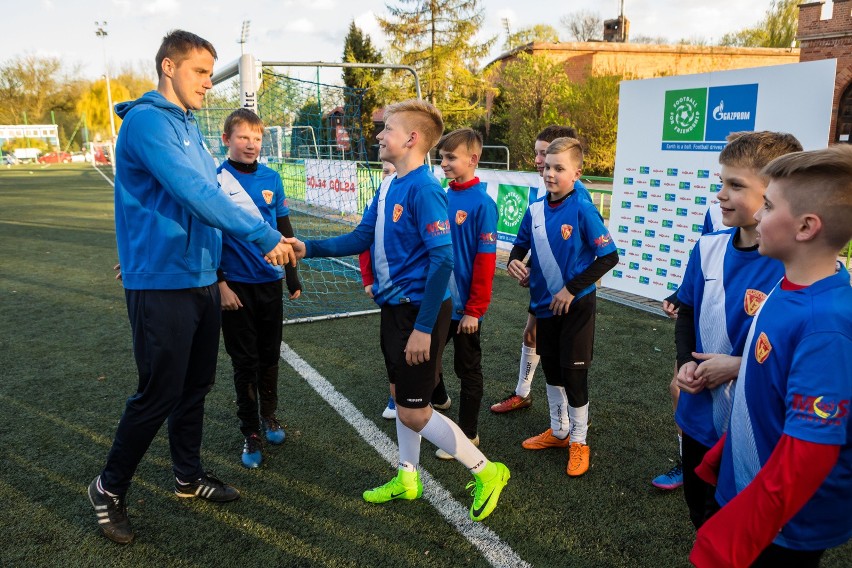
[200,471,226,488]
[264,416,282,431]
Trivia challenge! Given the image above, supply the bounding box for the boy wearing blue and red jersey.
[691,144,852,567]
[428,128,498,459]
[508,137,619,477]
[288,100,510,522]
[491,124,594,415]
[216,109,302,469]
[674,132,802,530]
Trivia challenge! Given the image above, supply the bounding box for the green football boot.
[362,469,423,503]
[467,462,510,521]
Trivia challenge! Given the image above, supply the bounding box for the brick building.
[798,0,852,143]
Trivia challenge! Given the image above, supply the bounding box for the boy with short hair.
[674,131,803,529]
[216,108,302,468]
[690,144,852,566]
[428,128,498,459]
[288,100,509,521]
[508,137,619,476]
[490,124,593,414]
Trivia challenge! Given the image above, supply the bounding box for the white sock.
[515,344,540,397]
[419,410,488,474]
[568,403,589,444]
[546,384,570,438]
[396,416,421,473]
[678,433,683,458]
[97,476,118,497]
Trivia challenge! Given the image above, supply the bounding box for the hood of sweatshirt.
[115,90,194,131]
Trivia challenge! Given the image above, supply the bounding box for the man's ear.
[161,57,175,79]
[795,213,823,243]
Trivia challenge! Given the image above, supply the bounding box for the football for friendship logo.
[662,84,758,151]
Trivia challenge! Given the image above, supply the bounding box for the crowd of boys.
[88,28,852,566]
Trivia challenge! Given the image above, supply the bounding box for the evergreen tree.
[342,21,383,153]
[378,0,496,130]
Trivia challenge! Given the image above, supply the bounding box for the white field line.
[92,164,114,187]
[280,342,531,568]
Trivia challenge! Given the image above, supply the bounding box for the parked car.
[70,152,86,163]
[38,151,72,164]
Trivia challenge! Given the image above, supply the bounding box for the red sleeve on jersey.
[690,435,840,568]
[464,251,496,318]
[694,433,726,487]
[359,251,374,287]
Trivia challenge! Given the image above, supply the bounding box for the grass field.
[0,164,848,567]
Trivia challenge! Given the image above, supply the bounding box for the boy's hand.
[457,314,479,334]
[549,287,574,316]
[662,300,679,319]
[693,353,741,389]
[676,361,705,394]
[264,238,297,266]
[363,285,374,299]
[284,237,307,260]
[218,281,243,311]
[404,329,431,366]
[507,259,529,283]
[288,289,301,300]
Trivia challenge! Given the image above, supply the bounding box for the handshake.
[263,237,307,266]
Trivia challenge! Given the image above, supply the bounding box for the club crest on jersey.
[561,224,573,240]
[743,289,767,316]
[393,204,403,222]
[594,233,612,247]
[456,210,468,225]
[262,190,274,205]
[755,332,772,364]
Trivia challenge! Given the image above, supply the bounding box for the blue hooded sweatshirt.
[114,91,282,290]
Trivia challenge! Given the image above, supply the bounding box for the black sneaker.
[174,471,240,502]
[88,476,134,544]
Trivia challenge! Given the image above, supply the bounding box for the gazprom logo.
[706,84,759,141]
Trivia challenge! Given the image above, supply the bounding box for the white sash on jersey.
[372,174,397,290]
[529,200,564,297]
[730,282,780,492]
[696,232,737,437]
[218,168,265,221]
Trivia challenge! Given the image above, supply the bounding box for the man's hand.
[693,352,741,389]
[284,237,307,260]
[457,314,479,334]
[264,238,297,266]
[676,361,705,394]
[218,281,243,311]
[364,285,374,299]
[549,287,574,316]
[113,263,122,281]
[404,329,431,366]
[662,300,679,319]
[507,259,529,283]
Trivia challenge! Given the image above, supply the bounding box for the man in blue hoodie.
[87,30,296,545]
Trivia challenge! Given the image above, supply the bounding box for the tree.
[564,71,623,176]
[503,24,561,51]
[76,79,131,141]
[719,0,798,48]
[342,21,384,148]
[560,10,603,42]
[378,0,496,130]
[487,53,572,170]
[0,54,63,124]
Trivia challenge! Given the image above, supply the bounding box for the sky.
[3,0,772,84]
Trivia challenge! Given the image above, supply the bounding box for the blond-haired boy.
[289,100,509,521]
[691,144,852,566]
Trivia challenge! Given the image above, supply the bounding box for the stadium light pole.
[95,21,117,174]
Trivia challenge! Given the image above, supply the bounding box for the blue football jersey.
[217,162,289,284]
[675,228,785,447]
[717,269,852,550]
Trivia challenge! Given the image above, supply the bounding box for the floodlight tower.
[238,20,251,55]
[95,20,117,173]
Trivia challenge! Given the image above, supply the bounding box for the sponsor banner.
[304,159,359,214]
[434,166,541,250]
[604,60,835,301]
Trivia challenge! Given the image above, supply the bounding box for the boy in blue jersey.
[491,125,593,414]
[508,137,619,476]
[288,100,510,521]
[216,109,302,468]
[87,31,296,544]
[674,131,802,529]
[690,144,852,566]
[428,128,498,459]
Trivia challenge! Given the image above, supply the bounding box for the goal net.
[197,63,382,323]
